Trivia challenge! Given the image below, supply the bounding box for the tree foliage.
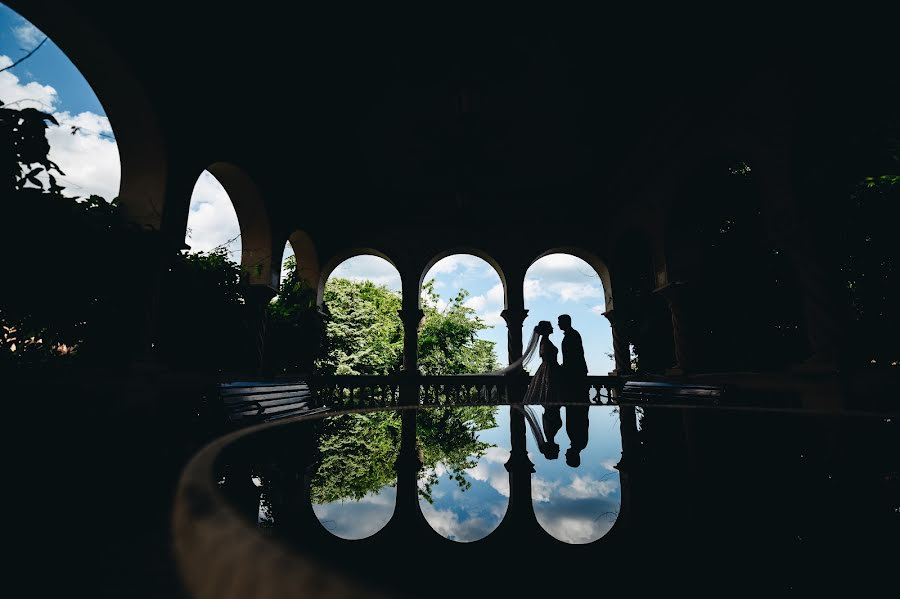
[307,274,500,505]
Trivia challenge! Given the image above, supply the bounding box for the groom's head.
[558,314,572,331]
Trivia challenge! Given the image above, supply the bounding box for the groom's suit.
[561,328,588,403]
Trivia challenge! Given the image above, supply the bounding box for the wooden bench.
[620,380,724,405]
[213,380,330,429]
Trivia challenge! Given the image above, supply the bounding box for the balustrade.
[308,374,622,409]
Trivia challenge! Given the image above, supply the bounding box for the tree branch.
[0,37,49,74]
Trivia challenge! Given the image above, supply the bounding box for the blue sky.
[312,406,623,544]
[0,4,120,199]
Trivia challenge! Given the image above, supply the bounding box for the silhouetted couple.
[522,314,590,466]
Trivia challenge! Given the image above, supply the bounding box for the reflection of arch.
[286,230,320,290]
[317,248,399,307]
[202,162,277,288]
[420,248,508,309]
[8,0,165,228]
[530,247,613,311]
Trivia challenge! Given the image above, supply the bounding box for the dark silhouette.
[558,314,589,402]
[564,404,589,467]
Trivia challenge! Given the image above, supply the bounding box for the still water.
[307,405,623,543]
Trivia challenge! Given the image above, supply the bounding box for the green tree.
[305,275,501,505]
[418,280,499,375]
[266,255,324,374]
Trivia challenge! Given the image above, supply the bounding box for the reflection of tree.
[416,406,497,503]
[310,413,400,504]
[309,406,498,505]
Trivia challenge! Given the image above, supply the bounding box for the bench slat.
[220,384,309,397]
[225,396,311,412]
[223,389,311,404]
[228,401,310,419]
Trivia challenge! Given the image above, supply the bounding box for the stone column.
[391,409,424,532]
[500,308,529,364]
[653,281,701,374]
[243,284,277,375]
[503,406,536,529]
[602,308,633,376]
[398,307,425,376]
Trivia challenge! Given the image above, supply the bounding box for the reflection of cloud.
[466,459,510,498]
[559,475,618,500]
[532,476,560,503]
[483,446,510,463]
[536,514,615,545]
[420,502,501,542]
[312,487,396,540]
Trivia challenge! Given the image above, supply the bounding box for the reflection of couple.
[518,315,590,467]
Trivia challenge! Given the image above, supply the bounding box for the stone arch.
[7,0,167,229]
[420,247,508,310]
[317,248,400,307]
[200,162,278,289]
[286,229,320,290]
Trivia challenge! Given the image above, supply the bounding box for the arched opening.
[265,232,322,375]
[310,252,404,538]
[185,169,241,262]
[665,158,807,372]
[420,252,507,370]
[4,0,165,227]
[417,406,510,542]
[310,411,399,540]
[525,404,623,544]
[318,252,402,375]
[1,3,131,364]
[523,251,614,376]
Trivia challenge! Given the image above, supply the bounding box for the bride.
[520,320,561,405]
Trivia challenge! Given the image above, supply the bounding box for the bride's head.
[535,320,553,336]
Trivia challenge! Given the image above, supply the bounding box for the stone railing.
[307,374,622,409]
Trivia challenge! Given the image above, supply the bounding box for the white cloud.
[559,474,618,500]
[45,111,120,200]
[424,254,497,280]
[330,255,401,291]
[525,254,607,307]
[591,305,606,316]
[186,170,241,260]
[1,55,121,203]
[13,22,43,47]
[0,56,57,109]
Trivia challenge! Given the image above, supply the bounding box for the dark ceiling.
[10,2,900,229]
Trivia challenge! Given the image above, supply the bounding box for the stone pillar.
[243,284,277,375]
[504,407,537,529]
[653,281,701,374]
[602,309,633,376]
[500,308,529,364]
[398,307,425,376]
[392,409,424,531]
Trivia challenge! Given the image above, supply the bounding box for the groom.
[558,314,588,401]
